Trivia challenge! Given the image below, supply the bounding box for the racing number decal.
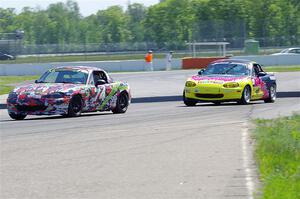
[89,84,117,110]
[252,76,265,99]
[251,64,266,99]
[85,85,106,110]
[99,84,118,110]
[96,85,106,103]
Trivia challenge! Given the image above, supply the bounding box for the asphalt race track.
[1,71,300,199]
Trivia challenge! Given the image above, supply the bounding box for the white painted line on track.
[242,122,254,199]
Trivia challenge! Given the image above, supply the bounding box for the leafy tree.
[127,3,146,42]
[0,0,299,48]
[144,0,194,48]
[0,8,16,33]
[96,6,129,43]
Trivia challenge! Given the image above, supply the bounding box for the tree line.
[0,0,299,47]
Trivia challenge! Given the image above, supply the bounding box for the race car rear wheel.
[183,92,197,106]
[112,92,129,114]
[238,86,251,105]
[264,84,276,103]
[9,112,27,120]
[68,95,83,117]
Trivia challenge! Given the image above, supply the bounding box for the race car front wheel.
[9,112,27,120]
[112,92,129,114]
[238,86,251,105]
[68,95,83,117]
[183,92,197,106]
[264,84,276,103]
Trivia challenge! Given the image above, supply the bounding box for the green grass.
[0,75,39,95]
[254,114,300,199]
[264,66,300,72]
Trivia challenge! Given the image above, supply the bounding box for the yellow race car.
[183,59,277,106]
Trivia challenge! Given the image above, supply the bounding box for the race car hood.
[191,75,249,84]
[11,83,84,96]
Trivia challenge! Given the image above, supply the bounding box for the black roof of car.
[53,66,104,72]
[211,59,254,64]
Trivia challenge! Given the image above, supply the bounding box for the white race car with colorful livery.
[7,66,131,120]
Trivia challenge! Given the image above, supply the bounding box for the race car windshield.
[37,70,88,84]
[202,63,250,76]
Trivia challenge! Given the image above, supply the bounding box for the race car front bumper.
[7,94,71,115]
[185,86,243,102]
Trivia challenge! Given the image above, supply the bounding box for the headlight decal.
[223,82,240,88]
[44,92,65,98]
[185,81,196,87]
[8,91,18,98]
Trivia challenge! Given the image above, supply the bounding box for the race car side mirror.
[198,69,205,75]
[96,79,106,87]
[258,72,267,77]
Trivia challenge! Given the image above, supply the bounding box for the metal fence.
[1,18,299,56]
[18,42,163,55]
[1,39,299,57]
[192,19,299,48]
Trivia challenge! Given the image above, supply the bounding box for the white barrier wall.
[232,54,300,66]
[0,54,299,76]
[0,59,181,76]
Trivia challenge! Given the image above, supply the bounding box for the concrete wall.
[232,54,300,66]
[0,58,181,76]
[0,54,299,76]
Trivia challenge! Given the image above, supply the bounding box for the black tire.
[264,84,276,103]
[9,112,27,120]
[112,92,129,114]
[183,92,197,106]
[67,95,83,117]
[238,86,251,105]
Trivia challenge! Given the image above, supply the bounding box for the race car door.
[85,70,111,111]
[251,64,266,100]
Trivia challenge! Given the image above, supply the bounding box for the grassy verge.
[254,114,300,199]
[264,66,300,72]
[0,76,39,95]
